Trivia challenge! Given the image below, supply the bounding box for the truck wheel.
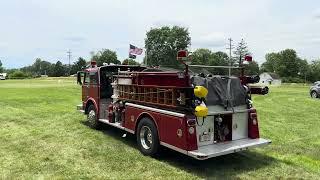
[311,91,318,98]
[137,118,159,157]
[87,104,101,129]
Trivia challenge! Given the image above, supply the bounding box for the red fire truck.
[76,51,271,160]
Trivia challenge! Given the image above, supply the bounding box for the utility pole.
[226,38,234,76]
[67,49,72,76]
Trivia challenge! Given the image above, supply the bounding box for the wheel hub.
[312,92,317,98]
[140,126,153,150]
[88,110,96,124]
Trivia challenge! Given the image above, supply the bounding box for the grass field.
[0,78,319,179]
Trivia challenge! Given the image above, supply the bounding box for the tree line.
[1,25,320,82]
[1,50,139,79]
[144,26,320,82]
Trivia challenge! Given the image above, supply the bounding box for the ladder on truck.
[117,84,190,108]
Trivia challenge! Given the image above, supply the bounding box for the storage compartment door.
[232,112,248,140]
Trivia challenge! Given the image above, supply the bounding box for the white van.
[0,74,6,80]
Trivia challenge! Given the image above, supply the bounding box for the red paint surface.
[124,105,197,151]
[248,109,260,139]
[133,72,190,87]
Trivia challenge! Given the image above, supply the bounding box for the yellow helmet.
[194,86,208,98]
[195,105,208,117]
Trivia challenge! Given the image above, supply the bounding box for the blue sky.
[1,0,320,68]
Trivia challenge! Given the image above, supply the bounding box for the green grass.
[0,79,319,179]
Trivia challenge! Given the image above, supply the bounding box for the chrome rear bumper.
[188,138,271,160]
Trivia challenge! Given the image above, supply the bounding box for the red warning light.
[91,61,97,67]
[177,50,189,63]
[245,55,252,62]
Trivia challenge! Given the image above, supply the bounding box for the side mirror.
[77,71,84,85]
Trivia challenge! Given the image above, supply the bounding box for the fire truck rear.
[76,52,271,160]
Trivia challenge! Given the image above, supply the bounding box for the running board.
[98,119,135,134]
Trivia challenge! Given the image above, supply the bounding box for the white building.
[259,72,282,86]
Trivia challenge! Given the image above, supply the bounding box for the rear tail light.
[248,109,260,139]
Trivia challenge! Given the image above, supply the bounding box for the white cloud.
[192,32,226,49]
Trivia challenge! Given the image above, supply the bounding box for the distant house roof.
[261,72,280,79]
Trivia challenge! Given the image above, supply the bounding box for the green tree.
[32,58,42,75]
[0,60,3,73]
[71,57,87,74]
[297,59,309,82]
[261,49,308,81]
[211,51,229,66]
[261,53,279,73]
[190,49,229,75]
[191,49,212,65]
[244,61,260,75]
[308,60,320,82]
[39,61,54,76]
[92,49,120,66]
[145,26,191,67]
[53,61,65,77]
[9,70,28,79]
[122,58,140,65]
[234,39,250,66]
[210,51,229,75]
[276,49,300,78]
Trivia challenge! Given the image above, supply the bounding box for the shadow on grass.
[157,148,276,179]
[82,121,276,179]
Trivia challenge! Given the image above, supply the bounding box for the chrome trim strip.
[98,119,135,134]
[126,103,185,118]
[160,142,188,155]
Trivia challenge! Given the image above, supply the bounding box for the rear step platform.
[188,138,271,160]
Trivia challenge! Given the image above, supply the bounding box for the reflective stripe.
[125,103,185,118]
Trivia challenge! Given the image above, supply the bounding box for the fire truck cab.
[77,57,271,160]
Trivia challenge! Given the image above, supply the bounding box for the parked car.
[310,81,320,98]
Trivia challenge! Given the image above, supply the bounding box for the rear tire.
[87,104,101,129]
[311,91,318,98]
[136,118,160,157]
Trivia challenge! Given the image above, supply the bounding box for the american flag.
[129,44,143,55]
